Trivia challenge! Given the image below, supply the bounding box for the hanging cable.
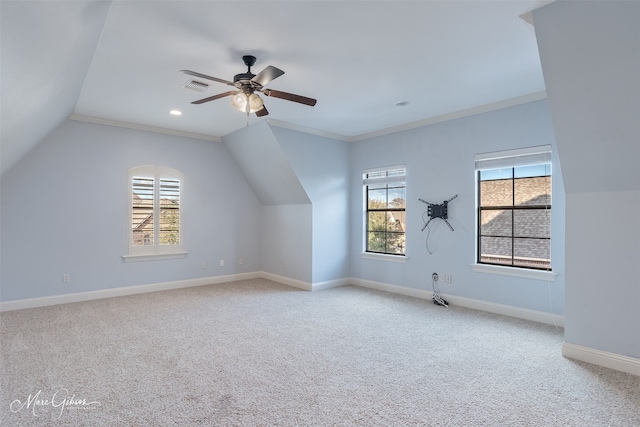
[422,211,433,255]
[431,273,448,307]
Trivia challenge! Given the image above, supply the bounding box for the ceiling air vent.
[183,80,209,92]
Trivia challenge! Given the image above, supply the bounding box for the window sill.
[122,252,187,263]
[361,252,408,263]
[471,263,557,281]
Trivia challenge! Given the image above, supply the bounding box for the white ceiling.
[1,0,553,174]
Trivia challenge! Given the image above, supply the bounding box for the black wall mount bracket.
[419,194,458,231]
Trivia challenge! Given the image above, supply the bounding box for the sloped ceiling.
[534,1,640,193]
[222,122,310,206]
[1,0,553,176]
[0,1,112,174]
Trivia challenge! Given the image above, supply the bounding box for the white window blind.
[159,178,180,245]
[363,165,406,185]
[132,177,155,246]
[127,165,184,257]
[475,145,551,170]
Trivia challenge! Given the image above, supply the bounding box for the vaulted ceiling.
[0,0,553,174]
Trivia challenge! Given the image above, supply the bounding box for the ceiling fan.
[181,55,317,117]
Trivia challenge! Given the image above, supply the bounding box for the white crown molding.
[563,342,640,377]
[348,91,548,142]
[70,92,546,144]
[69,114,222,142]
[265,119,352,142]
[270,91,546,142]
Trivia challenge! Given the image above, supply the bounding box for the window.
[363,165,406,256]
[126,165,184,259]
[475,146,551,271]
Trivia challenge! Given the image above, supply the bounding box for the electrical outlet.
[200,261,207,269]
[219,260,224,267]
[238,258,244,265]
[62,274,70,283]
[444,274,452,283]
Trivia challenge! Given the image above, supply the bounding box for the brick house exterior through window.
[127,165,184,258]
[475,146,551,271]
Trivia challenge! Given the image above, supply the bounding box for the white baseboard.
[0,272,261,312]
[311,278,351,291]
[445,294,564,328]
[350,278,433,300]
[0,274,565,330]
[0,271,343,311]
[260,272,312,291]
[350,277,564,327]
[562,342,640,377]
[7,273,637,378]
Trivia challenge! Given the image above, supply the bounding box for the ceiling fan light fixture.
[230,92,264,114]
[248,93,264,112]
[231,93,247,112]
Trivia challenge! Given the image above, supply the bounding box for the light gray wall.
[260,204,313,283]
[534,0,640,358]
[222,122,313,283]
[1,101,567,321]
[0,120,262,301]
[1,100,567,324]
[349,100,565,314]
[271,126,351,284]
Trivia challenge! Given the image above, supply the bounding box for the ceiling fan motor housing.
[234,72,256,85]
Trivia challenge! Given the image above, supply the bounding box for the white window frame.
[362,165,407,261]
[472,146,557,281]
[123,165,186,262]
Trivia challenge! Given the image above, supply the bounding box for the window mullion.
[153,174,160,253]
[511,167,515,266]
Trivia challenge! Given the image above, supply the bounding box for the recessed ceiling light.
[395,101,411,107]
[169,110,182,116]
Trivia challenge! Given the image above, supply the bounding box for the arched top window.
[125,165,185,261]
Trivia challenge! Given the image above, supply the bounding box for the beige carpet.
[1,279,639,426]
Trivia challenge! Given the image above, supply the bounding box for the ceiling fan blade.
[180,70,235,86]
[191,90,239,104]
[255,106,269,117]
[263,89,317,106]
[251,66,284,87]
